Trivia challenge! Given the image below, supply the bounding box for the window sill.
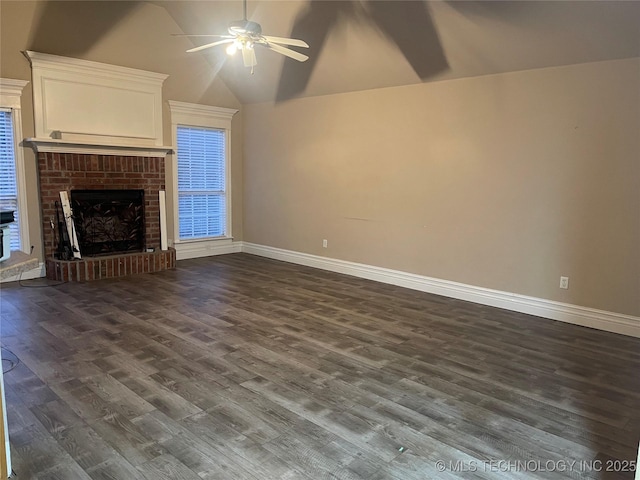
[173,236,233,245]
[172,236,240,260]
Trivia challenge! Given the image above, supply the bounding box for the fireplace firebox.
[71,189,145,257]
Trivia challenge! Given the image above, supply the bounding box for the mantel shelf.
[24,138,173,158]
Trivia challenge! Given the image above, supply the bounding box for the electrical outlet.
[560,276,569,289]
[322,239,328,248]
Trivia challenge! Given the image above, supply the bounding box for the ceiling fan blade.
[186,38,234,53]
[28,1,140,56]
[276,1,347,102]
[262,35,309,48]
[242,46,257,67]
[265,43,309,62]
[367,0,448,79]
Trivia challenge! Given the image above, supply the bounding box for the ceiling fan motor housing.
[229,20,262,37]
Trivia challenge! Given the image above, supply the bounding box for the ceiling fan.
[175,0,309,71]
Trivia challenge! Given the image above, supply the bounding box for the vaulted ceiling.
[24,1,640,104]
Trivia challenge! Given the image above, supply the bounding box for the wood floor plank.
[85,457,144,480]
[9,423,86,479]
[136,453,202,480]
[179,411,289,480]
[132,410,264,480]
[2,253,639,479]
[52,423,134,472]
[88,413,165,466]
[263,434,366,480]
[34,460,93,480]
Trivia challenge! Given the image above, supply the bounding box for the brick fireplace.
[37,151,175,281]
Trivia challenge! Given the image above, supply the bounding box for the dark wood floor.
[1,253,639,480]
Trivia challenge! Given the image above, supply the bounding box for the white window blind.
[0,108,19,250]
[177,125,226,239]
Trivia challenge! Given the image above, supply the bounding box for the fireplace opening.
[71,189,145,257]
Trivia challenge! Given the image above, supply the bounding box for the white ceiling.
[27,1,640,104]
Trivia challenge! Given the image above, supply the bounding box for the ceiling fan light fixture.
[178,0,309,69]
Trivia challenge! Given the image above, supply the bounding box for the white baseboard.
[241,242,640,338]
[175,239,242,261]
[0,262,45,283]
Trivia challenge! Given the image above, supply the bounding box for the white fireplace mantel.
[24,51,171,154]
[24,137,173,158]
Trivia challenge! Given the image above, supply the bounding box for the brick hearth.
[38,152,174,280]
[46,248,176,282]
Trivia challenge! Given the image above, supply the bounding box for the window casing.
[0,109,20,250]
[0,79,29,253]
[168,101,237,248]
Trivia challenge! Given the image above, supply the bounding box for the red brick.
[77,262,85,282]
[85,260,92,281]
[40,152,167,265]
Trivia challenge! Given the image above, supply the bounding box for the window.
[177,126,226,239]
[168,101,237,254]
[0,109,20,250]
[0,79,28,253]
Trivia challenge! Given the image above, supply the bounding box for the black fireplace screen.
[71,189,145,256]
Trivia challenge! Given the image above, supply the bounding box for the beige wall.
[0,1,244,263]
[244,58,640,317]
[2,1,637,318]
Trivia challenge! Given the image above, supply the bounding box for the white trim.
[11,108,28,252]
[241,243,640,338]
[24,137,172,157]
[0,78,30,253]
[159,191,168,251]
[0,78,28,108]
[168,101,238,247]
[168,101,237,129]
[0,366,10,476]
[175,238,242,261]
[25,51,167,147]
[24,51,168,83]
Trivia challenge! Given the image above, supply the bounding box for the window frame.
[176,125,227,240]
[168,101,237,247]
[0,78,30,253]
